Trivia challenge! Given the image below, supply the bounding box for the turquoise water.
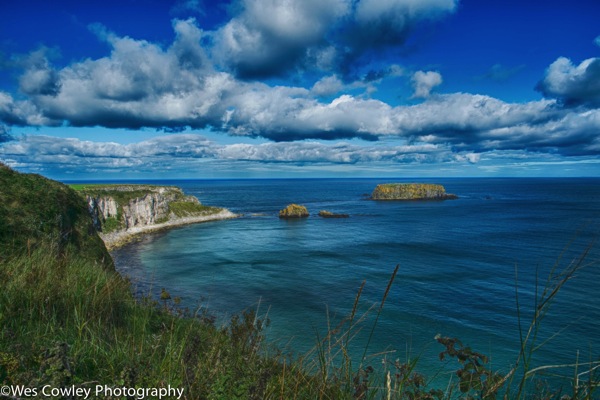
[109,178,600,384]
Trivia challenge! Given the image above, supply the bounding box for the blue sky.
[1,0,600,179]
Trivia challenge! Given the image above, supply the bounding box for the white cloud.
[536,56,600,106]
[209,0,459,78]
[3,17,600,164]
[0,133,459,174]
[311,75,344,96]
[0,91,54,126]
[212,0,349,78]
[411,70,442,98]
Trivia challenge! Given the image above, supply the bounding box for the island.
[74,184,236,249]
[279,204,309,218]
[370,183,458,201]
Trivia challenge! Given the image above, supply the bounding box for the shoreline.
[99,209,238,250]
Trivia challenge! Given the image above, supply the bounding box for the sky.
[1,0,600,179]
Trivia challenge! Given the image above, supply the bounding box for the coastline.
[99,209,238,250]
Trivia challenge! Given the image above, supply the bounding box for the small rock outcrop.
[371,183,457,201]
[318,210,349,218]
[279,204,309,219]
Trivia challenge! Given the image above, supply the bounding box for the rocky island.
[279,204,309,218]
[76,184,236,249]
[318,210,349,218]
[371,183,458,201]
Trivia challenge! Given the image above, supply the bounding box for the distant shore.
[99,209,237,250]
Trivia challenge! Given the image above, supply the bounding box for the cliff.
[371,183,458,201]
[77,184,236,249]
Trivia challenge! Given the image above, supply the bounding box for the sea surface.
[105,178,600,386]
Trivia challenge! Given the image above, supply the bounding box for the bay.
[110,178,600,385]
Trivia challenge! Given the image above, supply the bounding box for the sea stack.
[279,204,309,218]
[371,183,457,201]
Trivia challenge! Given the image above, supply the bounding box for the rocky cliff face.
[371,183,458,200]
[87,196,118,230]
[85,186,201,232]
[80,184,235,249]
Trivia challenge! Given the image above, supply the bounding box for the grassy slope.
[0,164,113,268]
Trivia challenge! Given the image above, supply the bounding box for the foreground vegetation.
[1,163,598,399]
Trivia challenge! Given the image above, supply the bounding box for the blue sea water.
[109,178,600,385]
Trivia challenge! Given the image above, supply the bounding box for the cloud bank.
[1,1,600,175]
[0,133,467,174]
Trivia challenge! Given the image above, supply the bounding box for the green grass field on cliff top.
[69,183,168,191]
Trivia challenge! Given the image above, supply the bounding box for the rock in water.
[279,204,309,218]
[371,183,458,200]
[318,210,349,218]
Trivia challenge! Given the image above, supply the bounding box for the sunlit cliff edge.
[75,184,237,249]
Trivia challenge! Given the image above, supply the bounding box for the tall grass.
[0,243,323,398]
[505,241,600,399]
[1,239,598,399]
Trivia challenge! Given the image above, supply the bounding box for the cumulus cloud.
[0,91,54,126]
[7,41,600,156]
[18,50,61,96]
[210,0,458,79]
[393,94,559,142]
[212,0,349,78]
[536,56,600,107]
[411,70,442,98]
[17,20,229,129]
[476,108,600,156]
[311,75,345,96]
[3,16,600,164]
[223,93,397,141]
[387,93,600,156]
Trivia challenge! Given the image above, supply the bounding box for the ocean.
[108,178,600,386]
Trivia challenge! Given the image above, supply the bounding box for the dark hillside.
[0,163,113,268]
